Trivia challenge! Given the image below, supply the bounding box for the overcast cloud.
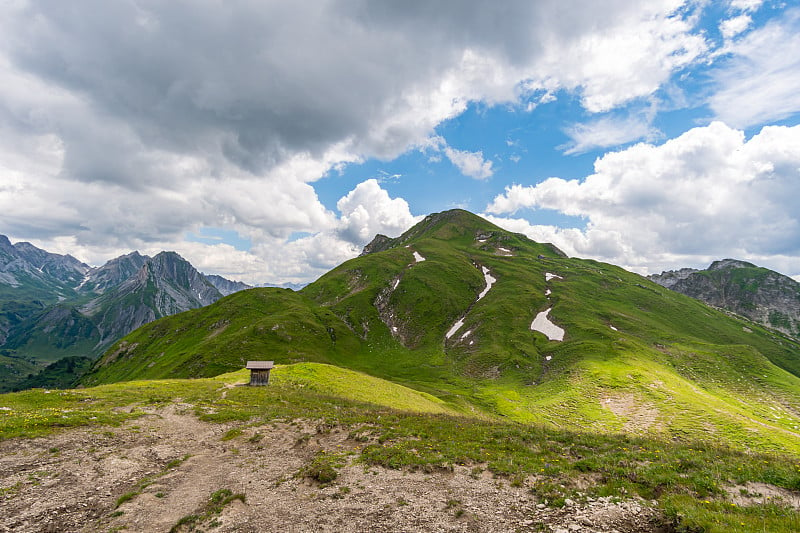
[1,1,798,282]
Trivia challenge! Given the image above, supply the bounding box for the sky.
[1,0,800,285]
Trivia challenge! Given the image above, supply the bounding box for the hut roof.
[246,360,274,370]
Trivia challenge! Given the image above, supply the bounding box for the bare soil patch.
[601,394,660,432]
[0,406,668,532]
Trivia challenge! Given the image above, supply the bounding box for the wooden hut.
[246,361,274,386]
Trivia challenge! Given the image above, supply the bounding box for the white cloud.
[443,147,494,180]
[419,135,494,179]
[25,179,419,285]
[730,0,763,12]
[526,1,707,113]
[561,112,661,154]
[337,179,421,244]
[719,14,752,39]
[486,122,800,275]
[709,9,800,128]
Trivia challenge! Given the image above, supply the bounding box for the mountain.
[0,236,251,391]
[649,259,800,339]
[82,209,800,456]
[0,236,89,346]
[78,251,223,347]
[77,251,148,295]
[0,235,89,291]
[205,274,252,296]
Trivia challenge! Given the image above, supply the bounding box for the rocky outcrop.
[79,251,148,294]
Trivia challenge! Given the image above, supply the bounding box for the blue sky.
[1,1,799,284]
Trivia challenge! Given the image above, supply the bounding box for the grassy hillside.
[80,210,800,455]
[82,288,364,385]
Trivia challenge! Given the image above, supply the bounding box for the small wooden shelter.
[246,360,274,386]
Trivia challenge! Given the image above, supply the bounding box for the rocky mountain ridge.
[649,259,800,339]
[0,236,251,391]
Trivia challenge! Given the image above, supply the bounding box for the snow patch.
[461,330,472,340]
[609,325,618,331]
[530,308,565,341]
[545,355,552,361]
[76,273,92,290]
[413,251,425,262]
[545,289,551,296]
[392,279,400,290]
[446,318,465,339]
[545,272,563,281]
[391,326,398,333]
[477,266,496,300]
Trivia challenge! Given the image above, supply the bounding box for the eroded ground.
[2,404,674,532]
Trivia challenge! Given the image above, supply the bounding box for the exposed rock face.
[80,252,224,348]
[79,251,148,294]
[649,259,800,339]
[10,242,89,285]
[647,267,698,289]
[360,234,394,256]
[0,235,89,291]
[205,274,252,296]
[0,237,91,345]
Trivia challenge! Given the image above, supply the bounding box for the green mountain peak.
[78,210,800,456]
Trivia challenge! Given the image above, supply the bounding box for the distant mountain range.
[649,259,800,340]
[0,236,252,391]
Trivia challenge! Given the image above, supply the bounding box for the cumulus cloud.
[729,0,763,12]
[27,179,418,285]
[336,179,421,244]
[443,147,494,180]
[486,122,800,275]
[719,14,752,39]
[525,1,707,113]
[709,9,800,127]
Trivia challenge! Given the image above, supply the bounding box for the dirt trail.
[1,406,668,532]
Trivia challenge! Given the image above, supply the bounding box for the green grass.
[3,365,800,531]
[168,488,245,532]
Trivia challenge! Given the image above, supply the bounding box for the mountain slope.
[4,366,800,532]
[81,210,800,454]
[83,288,362,384]
[77,251,148,295]
[650,259,800,340]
